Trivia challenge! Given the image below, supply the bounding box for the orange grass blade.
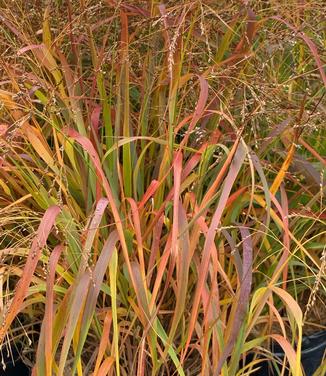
[66,128,136,287]
[184,142,246,358]
[96,356,115,376]
[270,143,296,195]
[93,310,112,375]
[126,198,146,280]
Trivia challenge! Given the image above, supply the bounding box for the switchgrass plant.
[0,1,325,375]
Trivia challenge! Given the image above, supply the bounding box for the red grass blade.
[138,179,159,210]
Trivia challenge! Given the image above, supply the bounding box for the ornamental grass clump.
[0,1,325,375]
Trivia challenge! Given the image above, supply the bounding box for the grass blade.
[184,142,246,357]
[72,231,119,374]
[0,206,61,344]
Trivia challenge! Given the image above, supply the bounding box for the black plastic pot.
[246,331,326,376]
[0,331,325,375]
[0,347,30,376]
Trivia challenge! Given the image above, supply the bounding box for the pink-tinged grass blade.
[166,201,191,352]
[44,244,64,376]
[79,197,109,273]
[269,334,302,376]
[215,226,253,375]
[34,243,64,376]
[0,205,61,344]
[57,272,90,376]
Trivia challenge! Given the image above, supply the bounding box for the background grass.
[0,1,325,375]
